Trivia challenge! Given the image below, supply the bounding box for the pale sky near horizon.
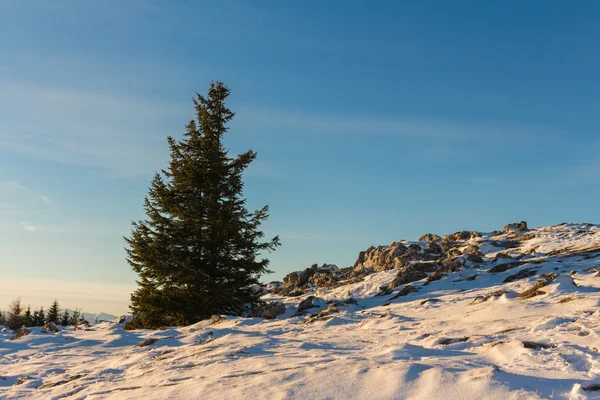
[1,1,599,315]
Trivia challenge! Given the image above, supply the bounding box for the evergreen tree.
[125,82,279,328]
[60,310,70,326]
[6,298,23,330]
[0,311,5,326]
[23,305,33,327]
[34,306,45,326]
[70,309,82,330]
[47,300,59,324]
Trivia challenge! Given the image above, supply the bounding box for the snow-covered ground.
[2,223,600,399]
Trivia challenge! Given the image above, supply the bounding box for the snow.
[2,223,600,399]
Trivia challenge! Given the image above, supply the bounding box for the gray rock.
[503,268,537,283]
[390,270,428,288]
[41,322,59,333]
[250,301,286,319]
[418,233,442,242]
[136,338,160,347]
[10,327,31,341]
[503,221,528,233]
[297,296,320,313]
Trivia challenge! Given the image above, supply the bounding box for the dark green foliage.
[46,300,59,324]
[60,310,70,326]
[125,82,280,329]
[6,298,23,330]
[23,305,33,327]
[70,309,83,328]
[0,311,5,326]
[33,306,45,326]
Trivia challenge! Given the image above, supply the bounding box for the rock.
[135,338,160,347]
[317,264,339,273]
[390,270,427,288]
[420,298,442,305]
[439,258,464,273]
[471,290,506,305]
[297,296,321,313]
[390,285,417,299]
[522,340,555,350]
[210,315,224,324]
[10,327,31,341]
[426,270,446,282]
[427,241,443,254]
[305,304,340,324]
[488,261,525,273]
[250,301,286,319]
[437,337,469,345]
[503,268,537,283]
[407,243,422,253]
[489,240,520,249]
[41,322,60,333]
[443,231,481,241]
[503,221,528,233]
[518,273,558,299]
[418,233,441,242]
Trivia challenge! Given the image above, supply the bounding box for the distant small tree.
[60,310,70,326]
[0,311,5,326]
[23,305,33,327]
[71,309,82,330]
[46,300,59,324]
[6,298,23,330]
[33,306,45,326]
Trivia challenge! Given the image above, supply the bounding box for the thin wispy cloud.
[1,180,55,205]
[236,105,548,142]
[1,81,552,177]
[0,81,187,176]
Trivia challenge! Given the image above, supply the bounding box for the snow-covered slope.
[2,223,600,399]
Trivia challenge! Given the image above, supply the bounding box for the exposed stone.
[471,290,506,305]
[437,337,469,345]
[41,322,60,333]
[250,301,286,319]
[418,233,441,242]
[489,240,520,249]
[390,285,417,299]
[390,270,427,288]
[426,270,446,282]
[503,268,537,283]
[503,221,528,233]
[305,304,340,324]
[297,296,320,314]
[443,231,481,241]
[427,241,443,254]
[210,315,224,324]
[522,340,555,350]
[518,273,558,299]
[10,327,31,341]
[135,338,160,347]
[488,261,525,273]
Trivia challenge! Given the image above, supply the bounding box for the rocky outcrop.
[418,233,441,242]
[250,301,286,319]
[503,221,528,233]
[279,263,346,295]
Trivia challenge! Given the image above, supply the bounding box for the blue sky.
[1,1,599,315]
